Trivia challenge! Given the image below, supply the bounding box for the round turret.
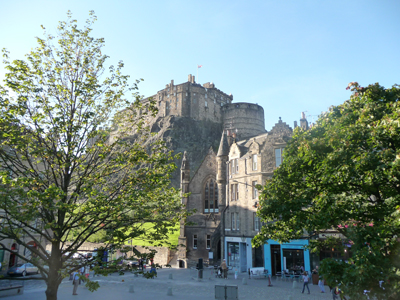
[222,103,266,140]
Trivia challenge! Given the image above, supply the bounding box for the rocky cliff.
[130,115,223,189]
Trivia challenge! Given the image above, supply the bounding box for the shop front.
[224,237,252,273]
[264,239,310,276]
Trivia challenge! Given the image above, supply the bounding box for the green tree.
[0,11,184,300]
[254,82,400,299]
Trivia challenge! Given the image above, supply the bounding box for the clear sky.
[1,0,399,130]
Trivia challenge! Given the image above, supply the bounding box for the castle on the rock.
[122,75,336,275]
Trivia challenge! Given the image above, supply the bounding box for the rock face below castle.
[146,115,223,188]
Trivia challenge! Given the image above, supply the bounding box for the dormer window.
[252,154,258,170]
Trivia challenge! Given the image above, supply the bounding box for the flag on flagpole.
[197,65,202,68]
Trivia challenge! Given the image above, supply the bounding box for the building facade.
[178,112,311,271]
[113,74,312,272]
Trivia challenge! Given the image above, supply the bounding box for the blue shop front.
[264,239,310,276]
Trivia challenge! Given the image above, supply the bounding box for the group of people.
[217,260,344,300]
[71,265,90,295]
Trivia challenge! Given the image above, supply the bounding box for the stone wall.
[133,246,171,266]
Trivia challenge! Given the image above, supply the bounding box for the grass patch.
[124,223,180,248]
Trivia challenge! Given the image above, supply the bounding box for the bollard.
[167,286,173,296]
[292,281,298,289]
[168,273,173,280]
[242,277,247,285]
[129,285,134,293]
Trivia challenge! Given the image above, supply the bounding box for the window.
[205,101,208,107]
[275,148,285,167]
[231,212,239,230]
[186,92,188,96]
[205,94,207,98]
[174,93,176,96]
[167,94,170,98]
[174,86,176,90]
[204,179,219,213]
[252,181,258,199]
[193,235,198,249]
[231,184,238,201]
[253,212,261,231]
[206,235,211,249]
[252,154,258,170]
[231,159,239,174]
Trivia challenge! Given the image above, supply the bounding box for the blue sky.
[1,0,399,130]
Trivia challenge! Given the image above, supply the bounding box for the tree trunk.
[45,277,60,300]
[45,243,62,300]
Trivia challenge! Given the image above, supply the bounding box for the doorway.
[271,245,281,275]
[178,260,185,268]
[240,243,247,272]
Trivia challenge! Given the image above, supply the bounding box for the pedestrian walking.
[332,286,340,300]
[318,271,325,293]
[220,259,228,279]
[72,270,80,295]
[79,266,84,284]
[85,265,90,279]
[302,271,310,294]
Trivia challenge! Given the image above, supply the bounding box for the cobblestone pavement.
[0,268,335,300]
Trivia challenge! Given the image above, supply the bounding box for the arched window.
[204,178,219,213]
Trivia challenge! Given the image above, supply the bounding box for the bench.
[0,285,24,297]
[249,267,268,279]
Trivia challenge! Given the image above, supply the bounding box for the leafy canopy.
[254,82,400,300]
[0,11,185,300]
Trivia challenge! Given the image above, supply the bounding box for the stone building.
[112,74,309,270]
[178,115,309,270]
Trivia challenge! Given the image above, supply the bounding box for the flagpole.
[197,65,202,84]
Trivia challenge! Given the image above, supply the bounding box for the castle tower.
[216,131,229,262]
[177,151,190,268]
[300,112,309,130]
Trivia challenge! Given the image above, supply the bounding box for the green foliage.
[0,11,185,300]
[254,82,400,300]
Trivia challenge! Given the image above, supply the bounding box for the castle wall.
[222,103,266,140]
[139,76,233,124]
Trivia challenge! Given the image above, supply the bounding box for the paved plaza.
[0,268,335,300]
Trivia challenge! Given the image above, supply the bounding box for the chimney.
[300,112,309,130]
